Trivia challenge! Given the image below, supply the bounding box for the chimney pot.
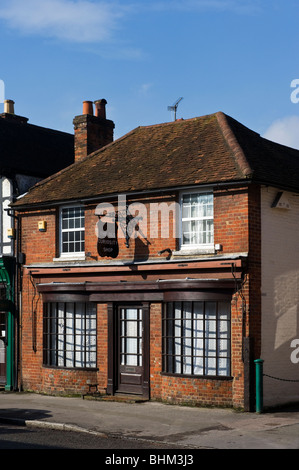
[82,100,93,115]
[94,99,107,119]
[4,99,15,114]
[73,98,114,162]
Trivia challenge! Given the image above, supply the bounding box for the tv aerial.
[168,97,183,121]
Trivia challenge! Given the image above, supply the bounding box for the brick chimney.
[0,100,29,124]
[73,99,114,162]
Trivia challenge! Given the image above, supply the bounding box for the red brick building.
[11,100,299,411]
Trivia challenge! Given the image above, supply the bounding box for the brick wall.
[17,184,257,407]
[20,187,251,265]
[20,209,57,263]
[214,186,249,253]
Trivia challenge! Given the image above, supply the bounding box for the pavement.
[1,391,299,449]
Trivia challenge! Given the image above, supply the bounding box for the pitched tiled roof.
[0,115,74,178]
[12,111,299,209]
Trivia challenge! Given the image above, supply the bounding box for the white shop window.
[43,302,97,369]
[163,301,231,377]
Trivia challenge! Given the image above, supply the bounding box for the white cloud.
[0,0,261,45]
[0,0,126,43]
[263,116,299,150]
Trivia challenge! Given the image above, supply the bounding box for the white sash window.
[181,192,214,248]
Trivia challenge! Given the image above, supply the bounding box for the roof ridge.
[140,116,199,129]
[216,111,253,178]
[140,114,219,130]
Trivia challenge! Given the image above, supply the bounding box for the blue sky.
[0,0,298,148]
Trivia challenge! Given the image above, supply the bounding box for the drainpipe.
[254,359,264,413]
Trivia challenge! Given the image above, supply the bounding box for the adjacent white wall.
[2,177,13,255]
[1,175,41,257]
[261,186,299,407]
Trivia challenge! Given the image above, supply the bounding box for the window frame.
[59,205,85,258]
[162,300,231,378]
[43,302,97,369]
[180,190,214,250]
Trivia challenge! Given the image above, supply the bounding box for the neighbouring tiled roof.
[12,111,299,209]
[0,115,74,178]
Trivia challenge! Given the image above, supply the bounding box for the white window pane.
[218,339,229,357]
[194,338,204,356]
[218,320,229,336]
[197,220,204,244]
[57,304,64,366]
[218,358,230,376]
[120,345,126,365]
[175,337,181,357]
[86,351,96,367]
[126,321,137,337]
[65,350,74,367]
[86,317,96,335]
[206,357,216,375]
[194,302,204,359]
[183,337,192,357]
[183,358,192,374]
[206,202,213,218]
[182,201,191,218]
[126,308,138,320]
[126,337,137,354]
[193,357,203,375]
[183,302,192,330]
[182,220,191,244]
[127,353,138,366]
[206,338,216,356]
[175,356,181,373]
[174,303,181,357]
[191,198,198,217]
[206,220,214,243]
[205,319,216,336]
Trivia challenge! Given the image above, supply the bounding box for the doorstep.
[82,393,148,404]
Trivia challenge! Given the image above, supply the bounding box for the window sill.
[43,365,98,371]
[172,247,216,257]
[161,372,233,381]
[53,255,86,262]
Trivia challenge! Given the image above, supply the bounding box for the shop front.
[24,255,248,408]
